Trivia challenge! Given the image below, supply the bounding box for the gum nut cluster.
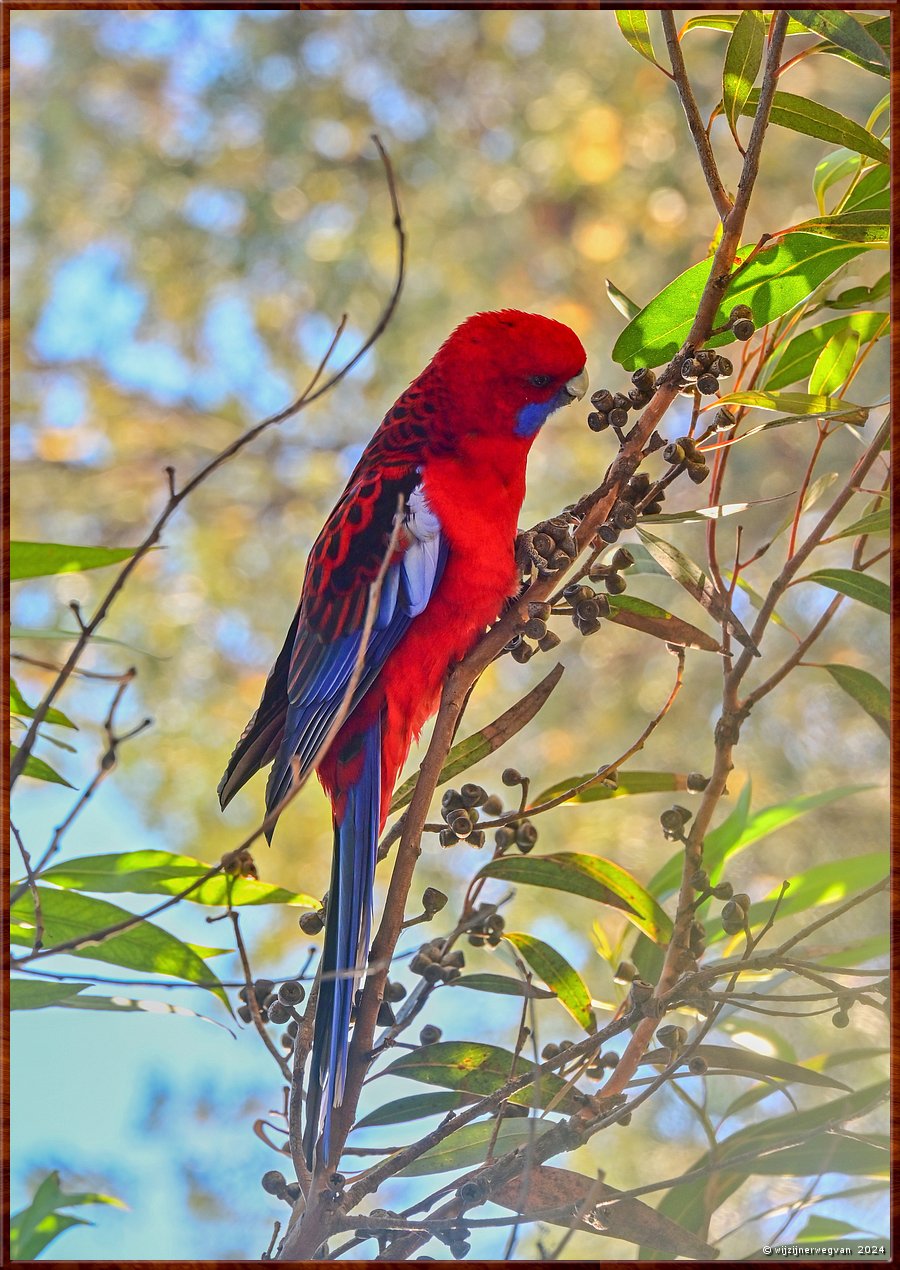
[409,940,465,983]
[518,511,580,577]
[237,976,306,1029]
[438,784,493,848]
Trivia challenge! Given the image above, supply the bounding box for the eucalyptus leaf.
[808,329,860,396]
[10,745,74,788]
[739,90,890,164]
[722,10,765,144]
[786,10,889,71]
[806,567,889,614]
[10,541,141,581]
[764,312,886,392]
[505,931,596,1033]
[821,664,889,737]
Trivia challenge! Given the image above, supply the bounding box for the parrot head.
[434,309,588,442]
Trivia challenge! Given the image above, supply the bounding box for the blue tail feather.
[303,716,381,1168]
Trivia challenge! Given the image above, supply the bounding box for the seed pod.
[605,572,627,595]
[628,387,652,407]
[686,771,709,792]
[539,629,561,652]
[262,1170,286,1197]
[610,547,634,571]
[689,1055,708,1075]
[696,373,719,395]
[577,597,601,623]
[732,892,751,914]
[450,812,473,838]
[673,805,693,823]
[287,1019,299,1037]
[523,616,547,640]
[732,318,755,341]
[630,977,653,1004]
[255,978,275,1000]
[578,617,602,636]
[643,500,664,515]
[502,767,523,786]
[442,788,465,812]
[458,1179,488,1203]
[422,963,443,984]
[587,410,609,433]
[832,1010,851,1029]
[423,886,449,913]
[687,461,711,484]
[547,549,571,570]
[714,356,733,377]
[541,1042,560,1059]
[268,1001,290,1025]
[598,521,620,543]
[511,640,534,664]
[680,358,699,381]
[713,407,736,432]
[420,1024,442,1045]
[712,881,733,901]
[278,980,306,1006]
[487,930,502,947]
[532,531,555,558]
[237,1004,252,1024]
[409,952,430,975]
[614,959,637,983]
[439,827,457,848]
[376,1000,396,1027]
[384,979,407,1003]
[663,442,686,465]
[626,472,651,498]
[609,407,629,429]
[657,1024,687,1052]
[612,393,630,412]
[443,949,465,969]
[612,501,637,530]
[516,821,538,849]
[660,807,687,839]
[631,366,656,390]
[729,303,752,322]
[449,1242,470,1259]
[691,868,710,891]
[281,1029,294,1049]
[494,825,516,849]
[467,932,486,947]
[591,388,615,411]
[482,794,503,815]
[467,829,486,848]
[298,910,324,936]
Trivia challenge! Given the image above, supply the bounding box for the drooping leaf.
[10,627,162,657]
[10,979,91,1010]
[648,493,792,525]
[806,567,889,614]
[635,528,759,654]
[477,853,673,944]
[786,10,889,71]
[607,595,724,654]
[389,664,563,813]
[382,1040,581,1112]
[396,1117,553,1177]
[680,14,809,38]
[354,1091,473,1131]
[843,164,889,213]
[791,210,888,245]
[821,664,890,738]
[641,1044,852,1092]
[808,329,860,396]
[612,233,872,371]
[10,541,141,581]
[10,745,74,788]
[10,887,229,1005]
[9,679,77,729]
[827,271,889,310]
[833,507,890,539]
[738,91,890,164]
[764,312,886,392]
[713,390,866,419]
[613,10,660,69]
[722,9,765,145]
[534,769,686,807]
[453,973,556,999]
[54,991,232,1031]
[10,1171,126,1262]
[493,1165,718,1258]
[813,148,863,214]
[41,850,316,908]
[505,931,596,1033]
[606,276,641,321]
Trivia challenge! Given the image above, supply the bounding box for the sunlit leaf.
[9,678,77,729]
[389,664,563,813]
[827,271,889,309]
[10,1171,126,1262]
[764,313,886,392]
[738,91,890,164]
[10,540,141,581]
[354,1091,472,1131]
[791,210,888,244]
[396,1117,553,1177]
[808,329,860,396]
[534,769,686,806]
[612,233,872,370]
[10,887,229,1005]
[713,389,865,417]
[606,276,641,321]
[10,979,91,1010]
[607,594,724,654]
[10,745,74,788]
[821,664,889,737]
[722,9,765,145]
[505,931,595,1033]
[680,14,809,38]
[453,973,555,999]
[648,493,792,524]
[641,1044,851,1091]
[41,850,316,908]
[613,10,661,69]
[476,853,673,944]
[382,1040,582,1112]
[806,567,889,614]
[843,164,889,213]
[786,10,889,71]
[813,148,863,215]
[833,507,889,539]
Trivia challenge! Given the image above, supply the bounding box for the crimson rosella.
[219,309,588,1166]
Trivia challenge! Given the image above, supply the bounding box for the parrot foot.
[516,514,580,578]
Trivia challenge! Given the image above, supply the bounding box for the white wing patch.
[402,480,444,617]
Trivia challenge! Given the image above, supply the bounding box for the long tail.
[303,715,382,1168]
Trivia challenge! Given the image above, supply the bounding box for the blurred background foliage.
[10,7,888,1260]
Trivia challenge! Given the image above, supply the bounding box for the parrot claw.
[516,515,580,578]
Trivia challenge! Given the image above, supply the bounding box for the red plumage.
[220,309,587,1166]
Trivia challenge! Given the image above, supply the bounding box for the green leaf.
[382,1040,581,1112]
[535,769,685,807]
[606,277,641,321]
[834,507,890,539]
[10,744,74,787]
[10,540,141,581]
[813,148,863,215]
[612,234,872,370]
[795,1216,864,1243]
[806,567,889,614]
[41,850,316,908]
[9,678,77,729]
[647,494,792,525]
[354,1091,472,1131]
[843,164,889,213]
[396,1117,553,1177]
[10,979,91,1009]
[722,10,765,144]
[476,853,673,944]
[10,1171,126,1261]
[650,779,752,897]
[808,328,860,396]
[505,931,596,1033]
[453,973,556,999]
[764,313,886,392]
[705,852,887,943]
[822,664,890,738]
[739,90,890,164]
[786,10,889,71]
[10,626,162,657]
[606,594,724,654]
[54,991,232,1031]
[681,14,810,38]
[714,389,865,419]
[10,887,229,1006]
[613,10,660,69]
[827,271,889,310]
[791,210,888,245]
[641,1044,852,1092]
[389,663,563,813]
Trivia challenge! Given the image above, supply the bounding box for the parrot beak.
[564,367,589,401]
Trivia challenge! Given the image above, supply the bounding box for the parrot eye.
[529,374,552,388]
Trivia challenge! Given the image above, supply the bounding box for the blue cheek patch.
[514,388,567,438]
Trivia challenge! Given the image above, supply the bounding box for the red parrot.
[219,309,588,1166]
